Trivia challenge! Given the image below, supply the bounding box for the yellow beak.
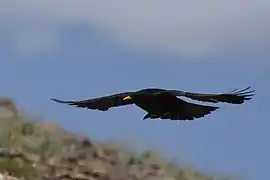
[123,96,132,101]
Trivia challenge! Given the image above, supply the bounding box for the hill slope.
[0,114,234,180]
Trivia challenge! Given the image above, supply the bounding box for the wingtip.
[231,86,256,96]
[230,86,256,104]
[51,98,70,104]
[51,98,59,102]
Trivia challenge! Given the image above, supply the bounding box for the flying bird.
[51,87,255,121]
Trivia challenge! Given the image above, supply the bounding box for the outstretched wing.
[51,92,135,111]
[167,87,255,104]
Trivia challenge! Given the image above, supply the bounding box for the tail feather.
[145,100,219,121]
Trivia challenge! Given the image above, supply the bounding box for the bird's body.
[51,87,254,121]
[121,88,219,120]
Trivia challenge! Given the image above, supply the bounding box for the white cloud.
[2,0,270,58]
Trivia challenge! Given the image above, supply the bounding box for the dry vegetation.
[0,102,235,180]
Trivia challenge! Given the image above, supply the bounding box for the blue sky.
[1,1,270,180]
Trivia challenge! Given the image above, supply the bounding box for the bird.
[51,86,255,121]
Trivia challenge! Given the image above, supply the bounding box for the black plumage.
[51,87,255,121]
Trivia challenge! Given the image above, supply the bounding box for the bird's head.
[122,93,142,102]
[122,89,155,102]
[123,95,133,101]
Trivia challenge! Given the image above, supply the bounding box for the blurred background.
[1,1,270,180]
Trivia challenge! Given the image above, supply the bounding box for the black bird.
[51,87,255,121]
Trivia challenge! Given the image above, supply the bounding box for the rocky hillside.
[0,101,234,180]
